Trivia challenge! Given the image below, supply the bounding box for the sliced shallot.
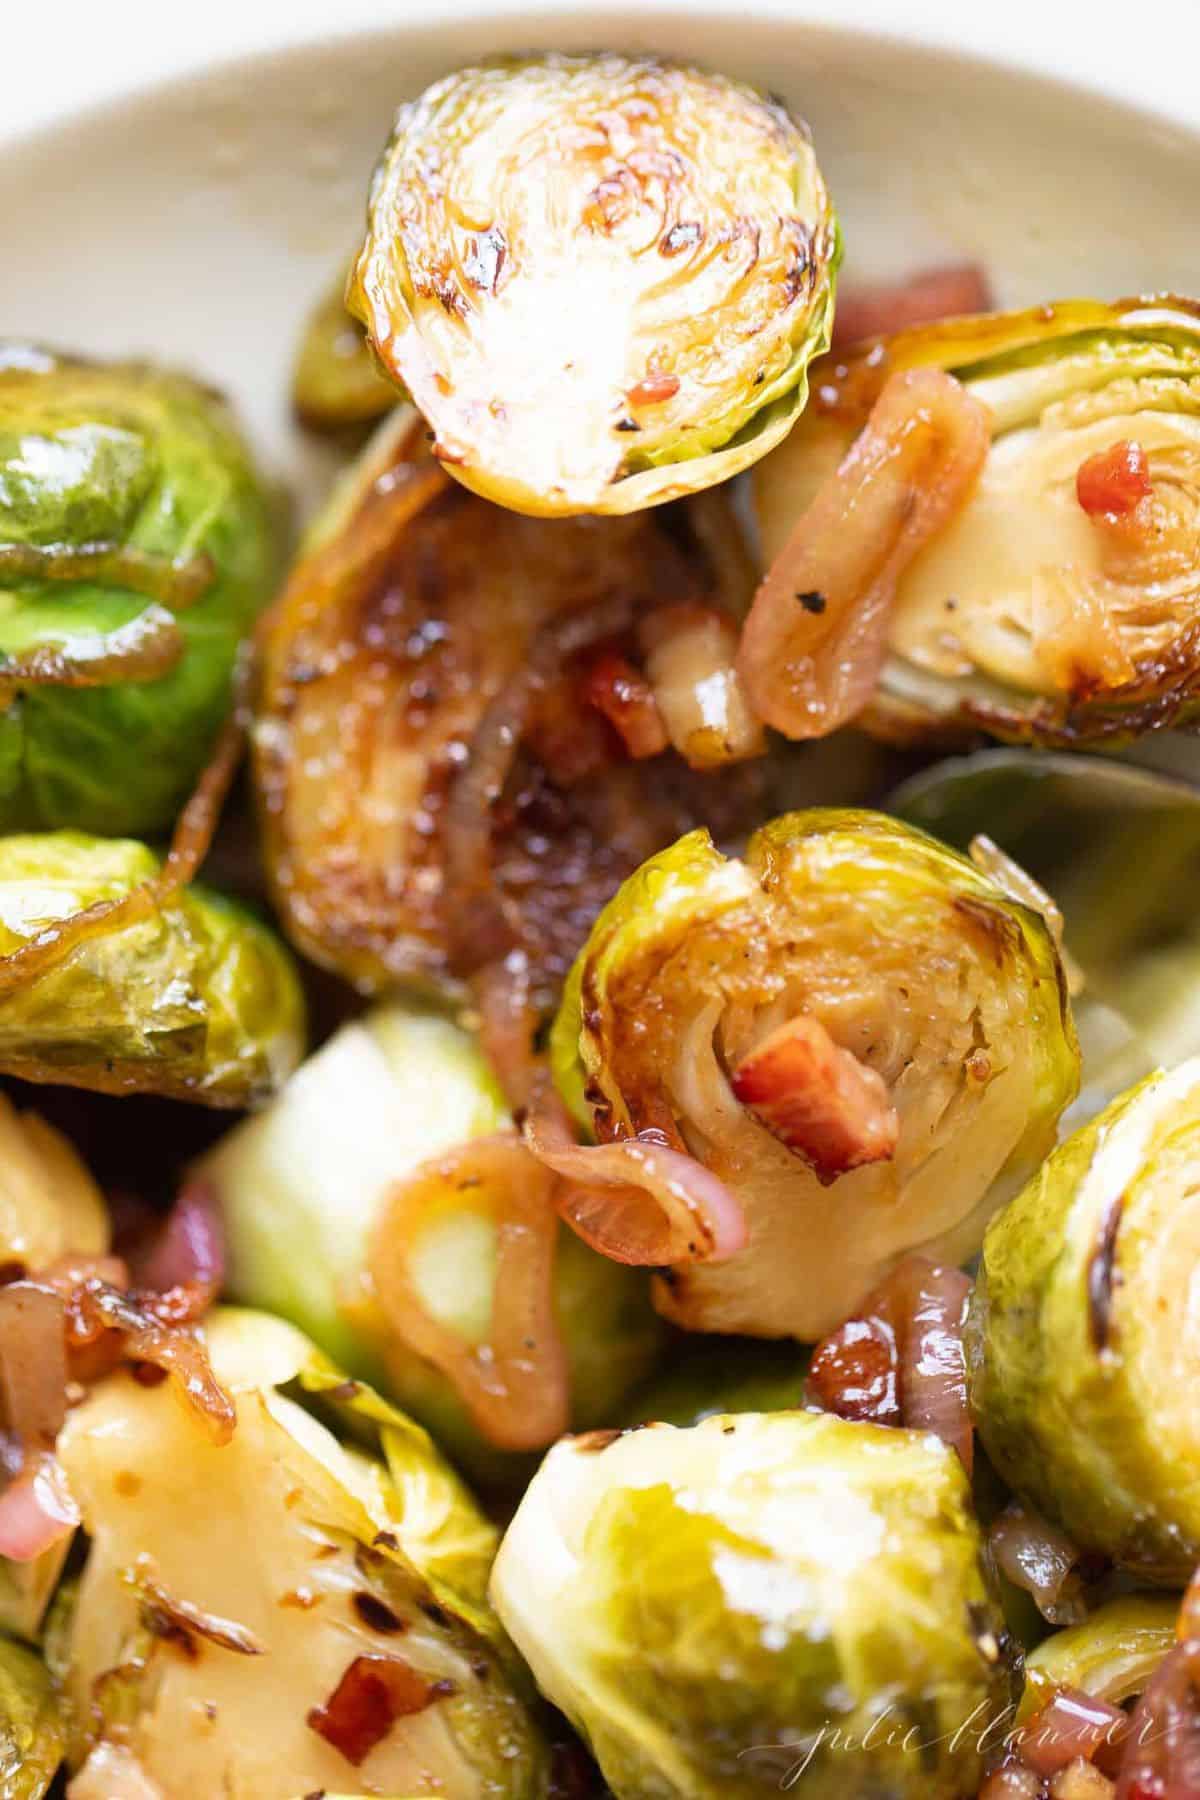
[0,1453,79,1562]
[133,1181,226,1299]
[370,1133,569,1452]
[989,1500,1088,1626]
[638,603,765,769]
[737,366,990,737]
[523,1073,747,1267]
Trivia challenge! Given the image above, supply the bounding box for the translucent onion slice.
[370,1132,569,1452]
[524,1074,747,1267]
[737,367,989,737]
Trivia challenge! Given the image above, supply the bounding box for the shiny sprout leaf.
[967,1058,1200,1582]
[56,1307,549,1798]
[491,1411,1011,1799]
[292,268,400,435]
[552,808,1078,1339]
[348,54,839,516]
[0,833,304,1105]
[0,1636,64,1799]
[753,296,1200,745]
[207,1002,663,1483]
[1018,1595,1181,1722]
[894,748,1200,1127]
[0,344,275,833]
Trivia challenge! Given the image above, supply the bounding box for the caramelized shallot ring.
[523,1073,747,1267]
[370,1132,569,1452]
[737,366,989,737]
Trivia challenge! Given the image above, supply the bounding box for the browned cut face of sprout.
[255,408,767,1024]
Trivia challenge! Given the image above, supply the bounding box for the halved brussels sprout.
[968,1058,1200,1581]
[348,54,838,516]
[56,1307,548,1798]
[206,1003,662,1480]
[754,297,1200,745]
[255,406,764,1011]
[896,748,1200,1126]
[491,1411,1011,1798]
[551,808,1078,1338]
[292,269,399,435]
[0,833,304,1104]
[0,1636,64,1798]
[1018,1595,1181,1721]
[0,344,275,834]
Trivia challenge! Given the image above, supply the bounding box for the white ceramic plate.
[4,4,1200,512]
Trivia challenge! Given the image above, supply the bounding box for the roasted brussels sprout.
[491,1411,1011,1799]
[1018,1595,1181,1721]
[621,1337,808,1426]
[255,406,764,1012]
[0,833,304,1104]
[896,748,1200,1125]
[292,269,398,435]
[206,1002,662,1478]
[56,1307,549,1797]
[0,1636,64,1798]
[549,808,1078,1338]
[348,54,838,516]
[968,1058,1200,1581]
[753,297,1200,746]
[0,344,274,834]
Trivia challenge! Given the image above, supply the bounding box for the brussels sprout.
[896,748,1200,1126]
[491,1410,1011,1799]
[0,832,304,1104]
[0,343,274,834]
[754,297,1200,745]
[1018,1595,1181,1721]
[0,1635,64,1798]
[968,1058,1200,1581]
[206,1003,663,1481]
[552,808,1078,1339]
[348,54,838,517]
[255,405,765,1011]
[56,1307,549,1798]
[292,269,399,435]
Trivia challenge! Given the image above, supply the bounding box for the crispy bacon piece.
[1076,440,1153,519]
[582,650,669,760]
[831,264,993,349]
[307,1654,454,1767]
[738,367,989,737]
[731,1014,899,1181]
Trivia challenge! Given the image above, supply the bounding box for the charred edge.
[573,1427,625,1453]
[141,1602,200,1662]
[1087,1193,1125,1353]
[951,895,1022,968]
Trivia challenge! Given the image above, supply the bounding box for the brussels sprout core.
[754,298,1200,747]
[349,54,838,515]
[550,808,1078,1338]
[491,1411,1010,1799]
[968,1058,1200,1581]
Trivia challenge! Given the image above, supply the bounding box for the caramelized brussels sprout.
[754,297,1200,746]
[0,833,304,1104]
[0,1636,63,1798]
[56,1308,549,1798]
[0,344,274,833]
[968,1059,1200,1581]
[1019,1595,1181,1721]
[255,407,764,1012]
[551,809,1078,1338]
[292,269,398,435]
[896,748,1200,1125]
[491,1411,1011,1799]
[206,1003,662,1479]
[348,54,838,516]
